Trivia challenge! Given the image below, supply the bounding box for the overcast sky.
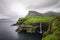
[0,0,60,19]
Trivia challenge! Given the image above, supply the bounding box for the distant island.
[12,11,60,40]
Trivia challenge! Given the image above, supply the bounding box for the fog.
[0,0,60,19]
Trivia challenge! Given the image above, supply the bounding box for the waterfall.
[40,23,42,33]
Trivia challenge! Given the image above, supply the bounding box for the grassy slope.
[43,16,60,40]
[24,16,54,25]
[15,16,60,40]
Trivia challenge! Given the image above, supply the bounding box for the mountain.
[26,11,43,16]
[44,11,60,17]
[26,11,60,17]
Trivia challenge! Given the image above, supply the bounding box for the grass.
[24,16,55,25]
[15,16,60,40]
[42,16,60,40]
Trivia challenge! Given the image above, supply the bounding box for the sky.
[0,0,60,19]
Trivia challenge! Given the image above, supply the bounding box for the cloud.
[0,0,60,19]
[0,0,28,19]
[24,0,60,13]
[0,0,18,19]
[53,1,60,8]
[0,14,8,19]
[26,0,59,9]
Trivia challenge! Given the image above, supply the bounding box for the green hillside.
[24,16,55,25]
[43,16,60,40]
[13,11,60,40]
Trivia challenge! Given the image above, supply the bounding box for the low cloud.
[0,0,60,19]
